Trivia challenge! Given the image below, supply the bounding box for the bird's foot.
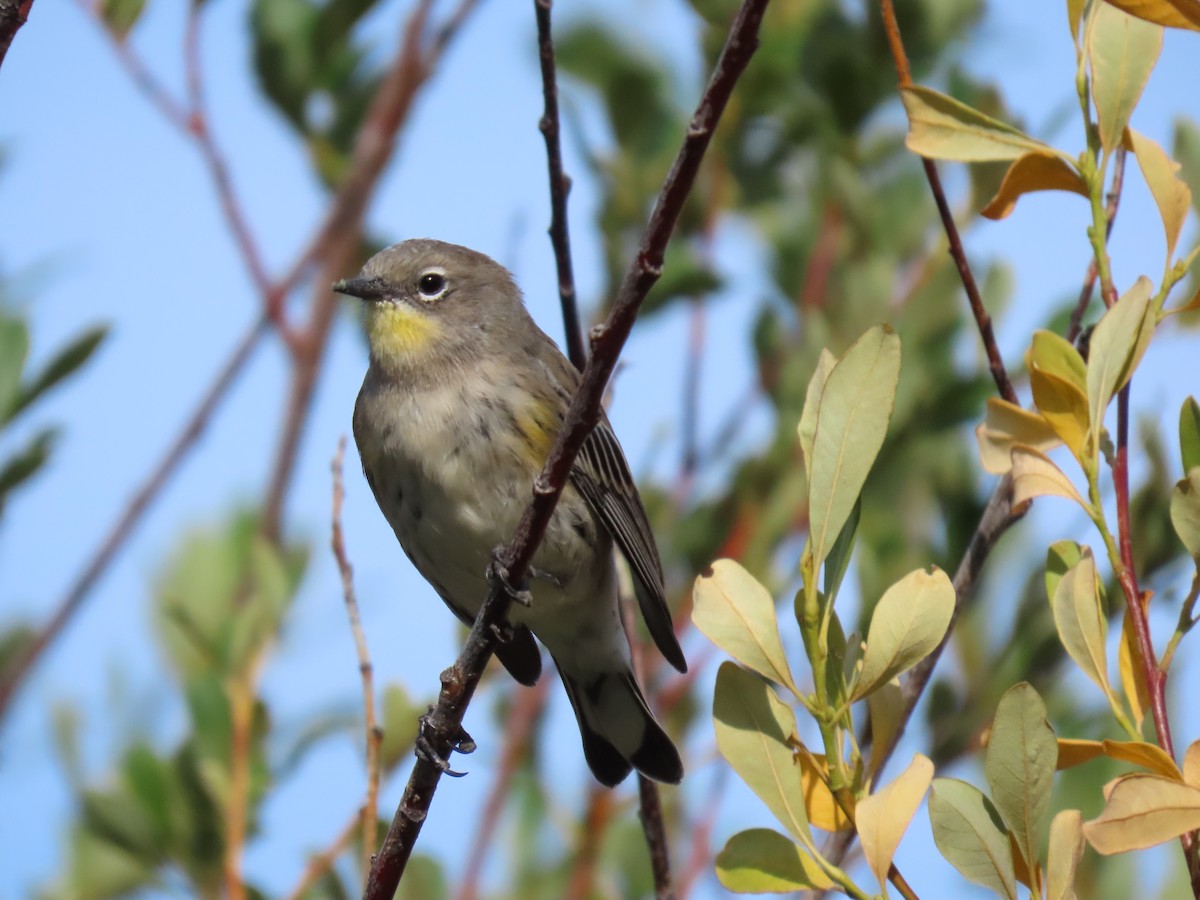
[487,549,533,607]
[415,706,476,778]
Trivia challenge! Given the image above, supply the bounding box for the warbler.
[335,239,686,787]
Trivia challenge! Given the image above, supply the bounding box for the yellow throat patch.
[367,302,441,363]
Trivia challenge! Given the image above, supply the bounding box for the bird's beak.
[332,276,389,301]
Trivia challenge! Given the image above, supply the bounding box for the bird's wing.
[571,416,686,673]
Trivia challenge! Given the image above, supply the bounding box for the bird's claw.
[416,708,476,777]
[490,620,516,644]
[487,550,533,607]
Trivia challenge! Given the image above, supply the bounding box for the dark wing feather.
[571,418,687,673]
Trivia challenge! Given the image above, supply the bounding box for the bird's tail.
[556,660,682,787]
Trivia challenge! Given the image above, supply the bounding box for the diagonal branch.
[0,0,35,72]
[534,0,585,369]
[362,2,771,894]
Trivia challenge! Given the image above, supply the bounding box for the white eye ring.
[416,268,448,302]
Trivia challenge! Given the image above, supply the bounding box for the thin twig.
[225,679,254,900]
[0,0,35,71]
[332,437,382,874]
[454,678,551,900]
[879,0,1017,406]
[282,809,364,900]
[1065,147,1127,345]
[362,4,770,894]
[0,315,270,723]
[534,0,584,369]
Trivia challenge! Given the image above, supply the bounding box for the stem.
[1159,568,1200,674]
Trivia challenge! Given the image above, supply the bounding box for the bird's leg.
[487,548,533,607]
[415,704,476,778]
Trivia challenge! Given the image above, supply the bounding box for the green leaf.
[713,662,811,842]
[1045,540,1085,605]
[379,683,423,771]
[715,828,836,892]
[1175,119,1200,215]
[866,680,903,777]
[1085,276,1156,455]
[852,567,955,701]
[1050,549,1110,695]
[928,778,1017,899]
[1171,469,1200,558]
[985,683,1058,874]
[1180,397,1200,473]
[101,0,148,39]
[395,854,447,900]
[901,85,1062,162]
[0,427,57,507]
[797,349,836,477]
[1088,2,1163,156]
[694,560,796,690]
[9,325,107,421]
[822,497,860,603]
[807,325,901,568]
[0,313,29,421]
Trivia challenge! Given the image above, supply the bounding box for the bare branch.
[534,0,585,369]
[363,2,771,893]
[0,0,35,71]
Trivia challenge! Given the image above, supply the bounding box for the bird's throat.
[367,302,442,367]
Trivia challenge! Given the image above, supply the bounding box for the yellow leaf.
[1027,331,1090,459]
[1088,3,1164,155]
[976,398,1061,474]
[981,151,1089,219]
[1011,446,1090,509]
[857,754,934,890]
[694,560,796,690]
[1046,809,1084,900]
[1050,550,1109,695]
[1184,740,1200,786]
[1130,129,1193,263]
[1086,276,1156,456]
[1102,0,1200,30]
[1056,738,1182,779]
[1084,774,1200,853]
[901,85,1063,162]
[796,749,854,832]
[866,680,904,778]
[1118,610,1148,731]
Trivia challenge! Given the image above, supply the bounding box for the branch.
[331,437,382,874]
[0,0,34,71]
[879,0,1017,406]
[534,0,585,369]
[1065,147,1127,345]
[362,3,770,894]
[0,315,270,724]
[282,810,364,900]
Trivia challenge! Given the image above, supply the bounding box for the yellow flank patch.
[367,302,440,362]
[515,403,556,460]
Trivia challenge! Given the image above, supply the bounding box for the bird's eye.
[417,271,447,300]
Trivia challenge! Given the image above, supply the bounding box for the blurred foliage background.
[2,0,1199,897]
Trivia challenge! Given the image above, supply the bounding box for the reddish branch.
[534,0,585,369]
[0,0,34,70]
[362,2,770,894]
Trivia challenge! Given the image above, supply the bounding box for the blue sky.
[1,0,1198,897]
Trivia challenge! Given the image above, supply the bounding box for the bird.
[335,238,686,786]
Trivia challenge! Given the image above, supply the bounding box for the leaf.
[715,828,836,892]
[1170,469,1200,557]
[1068,0,1087,40]
[1084,773,1200,852]
[1184,740,1200,786]
[901,85,1062,162]
[1028,331,1090,458]
[8,325,107,421]
[1130,129,1192,263]
[101,0,148,39]
[857,754,934,889]
[852,567,955,701]
[1088,3,1164,155]
[1180,397,1200,473]
[1118,610,1149,731]
[713,662,811,841]
[1086,276,1156,455]
[798,349,836,476]
[1101,0,1200,31]
[0,314,29,421]
[1046,809,1084,900]
[1050,549,1110,695]
[976,397,1060,475]
[981,152,1089,220]
[1056,738,1182,779]
[822,497,860,603]
[694,560,795,690]
[796,749,854,832]
[807,325,901,568]
[928,778,1018,899]
[0,428,58,504]
[1045,540,1085,607]
[867,680,904,777]
[1011,446,1090,509]
[985,683,1057,874]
